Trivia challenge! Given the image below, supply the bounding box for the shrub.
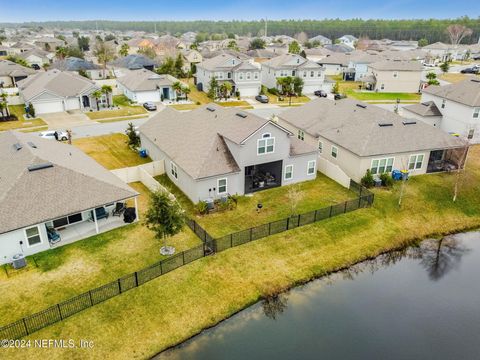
[268,87,279,96]
[27,103,36,118]
[361,169,375,188]
[196,101,201,105]
[196,201,208,215]
[380,172,394,187]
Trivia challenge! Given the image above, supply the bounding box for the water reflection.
[262,294,288,320]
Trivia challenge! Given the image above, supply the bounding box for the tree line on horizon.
[2,17,479,43]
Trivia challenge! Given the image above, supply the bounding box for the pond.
[156,232,480,360]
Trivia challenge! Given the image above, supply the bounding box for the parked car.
[314,90,327,97]
[39,130,68,141]
[31,64,41,70]
[334,94,346,100]
[460,67,479,74]
[255,95,269,103]
[473,55,480,60]
[143,102,157,111]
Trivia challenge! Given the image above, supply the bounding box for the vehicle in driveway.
[460,67,479,74]
[314,90,327,97]
[143,102,157,111]
[255,95,269,103]
[39,130,69,141]
[334,94,346,100]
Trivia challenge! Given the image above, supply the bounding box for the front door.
[82,95,90,108]
[162,87,170,100]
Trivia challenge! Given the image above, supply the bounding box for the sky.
[0,0,479,22]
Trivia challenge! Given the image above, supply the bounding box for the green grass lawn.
[345,90,421,102]
[73,133,151,170]
[0,183,202,325]
[0,105,47,131]
[85,96,147,120]
[5,146,480,360]
[265,92,311,105]
[156,173,356,237]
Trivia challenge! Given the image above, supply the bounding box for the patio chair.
[46,227,61,245]
[94,207,109,220]
[112,202,126,217]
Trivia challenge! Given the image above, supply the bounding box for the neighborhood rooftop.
[278,98,466,157]
[0,131,138,234]
[117,69,180,91]
[422,78,480,107]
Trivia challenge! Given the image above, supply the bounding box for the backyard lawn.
[73,133,151,170]
[345,90,421,102]
[0,182,202,325]
[156,173,357,237]
[5,146,480,360]
[439,73,479,84]
[85,95,148,121]
[0,104,47,131]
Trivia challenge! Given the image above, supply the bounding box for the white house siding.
[369,68,422,93]
[0,223,49,265]
[421,93,480,143]
[261,66,324,94]
[321,64,345,76]
[65,97,81,111]
[34,100,64,114]
[0,75,14,87]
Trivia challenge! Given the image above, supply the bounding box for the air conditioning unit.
[12,254,26,269]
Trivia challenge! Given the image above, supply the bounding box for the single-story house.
[0,59,36,88]
[51,56,103,79]
[110,54,158,77]
[117,68,183,103]
[139,104,319,203]
[277,98,468,184]
[0,131,139,265]
[18,49,53,68]
[18,69,104,114]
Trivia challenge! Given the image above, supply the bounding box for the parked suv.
[314,90,327,97]
[255,95,269,103]
[39,130,69,141]
[461,67,479,74]
[143,102,157,111]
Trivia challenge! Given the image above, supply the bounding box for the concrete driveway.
[41,111,94,130]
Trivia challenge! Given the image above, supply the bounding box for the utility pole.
[154,22,157,34]
[264,18,268,38]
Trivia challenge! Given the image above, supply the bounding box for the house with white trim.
[277,98,467,185]
[0,131,139,265]
[17,69,104,114]
[139,104,318,203]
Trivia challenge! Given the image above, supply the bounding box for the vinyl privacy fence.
[0,182,373,340]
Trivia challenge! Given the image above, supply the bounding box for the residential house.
[34,37,65,51]
[196,53,261,97]
[261,53,325,94]
[18,69,103,114]
[337,35,357,49]
[364,60,423,93]
[110,54,158,77]
[324,43,355,53]
[405,78,480,143]
[8,42,36,54]
[344,51,383,81]
[304,47,334,63]
[0,59,36,88]
[51,57,103,79]
[277,98,467,185]
[246,49,277,63]
[401,101,443,128]
[0,131,139,265]
[18,49,53,68]
[139,104,318,203]
[265,43,289,55]
[317,53,350,76]
[117,68,184,103]
[389,40,419,51]
[181,49,203,71]
[309,35,332,46]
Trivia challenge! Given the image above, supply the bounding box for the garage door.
[34,101,64,114]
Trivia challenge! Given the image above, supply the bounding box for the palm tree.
[101,85,113,108]
[55,46,67,60]
[91,90,102,110]
[119,43,129,57]
[0,92,10,118]
[219,82,233,100]
[172,81,183,100]
[182,85,191,101]
[0,101,6,120]
[94,41,115,78]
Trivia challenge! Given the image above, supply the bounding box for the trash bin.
[374,178,382,187]
[139,149,148,158]
[401,170,409,180]
[391,170,402,181]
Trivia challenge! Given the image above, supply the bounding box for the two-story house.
[139,104,318,203]
[404,78,480,143]
[261,53,326,94]
[365,60,423,93]
[277,98,467,186]
[337,35,357,49]
[195,53,261,97]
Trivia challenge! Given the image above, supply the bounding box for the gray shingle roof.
[52,57,101,71]
[17,69,97,102]
[403,101,443,117]
[139,104,297,180]
[197,53,256,71]
[279,98,466,157]
[369,60,423,71]
[0,131,138,234]
[263,53,322,69]
[110,54,158,70]
[0,59,36,77]
[422,78,480,107]
[117,69,180,91]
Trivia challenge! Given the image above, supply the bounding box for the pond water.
[156,232,480,360]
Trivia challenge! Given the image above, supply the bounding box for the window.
[257,134,275,155]
[254,72,259,80]
[371,157,394,174]
[239,72,243,80]
[217,178,227,194]
[298,130,305,141]
[408,154,424,170]
[303,71,307,78]
[473,108,480,119]
[331,146,338,158]
[227,72,232,79]
[393,71,398,78]
[26,226,41,247]
[53,213,83,228]
[468,129,475,139]
[246,72,251,80]
[318,141,323,153]
[441,99,446,109]
[307,160,316,175]
[292,70,296,77]
[171,162,178,179]
[380,84,385,90]
[310,71,314,77]
[284,165,293,180]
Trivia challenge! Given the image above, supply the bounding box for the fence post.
[134,271,138,287]
[286,217,290,230]
[88,290,93,306]
[268,222,271,235]
[329,205,333,217]
[160,261,163,274]
[344,201,347,213]
[230,233,233,248]
[182,251,185,265]
[23,318,29,335]
[193,221,196,233]
[250,228,253,241]
[314,209,318,222]
[118,278,122,294]
[57,304,63,320]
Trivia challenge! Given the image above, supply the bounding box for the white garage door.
[34,101,64,114]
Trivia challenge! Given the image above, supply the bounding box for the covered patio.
[426,147,468,173]
[244,160,282,194]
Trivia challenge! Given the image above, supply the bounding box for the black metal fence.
[0,182,373,341]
